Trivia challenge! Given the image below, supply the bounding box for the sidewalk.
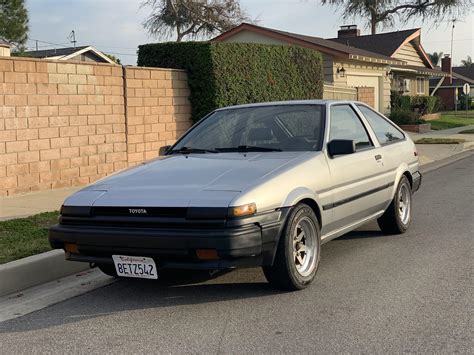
[408,125,474,165]
[1,127,473,221]
[0,187,81,221]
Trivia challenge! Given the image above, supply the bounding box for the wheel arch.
[282,187,322,228]
[297,198,322,229]
[390,164,413,199]
[403,170,413,188]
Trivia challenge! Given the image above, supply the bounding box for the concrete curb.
[421,148,474,174]
[0,250,89,297]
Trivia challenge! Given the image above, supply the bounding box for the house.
[22,45,115,64]
[0,38,11,57]
[429,55,474,109]
[328,27,447,97]
[212,23,448,113]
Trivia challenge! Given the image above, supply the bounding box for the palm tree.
[428,52,443,67]
[461,55,473,67]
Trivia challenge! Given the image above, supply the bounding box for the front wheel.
[263,203,321,291]
[378,175,412,235]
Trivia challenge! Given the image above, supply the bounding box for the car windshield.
[172,105,325,153]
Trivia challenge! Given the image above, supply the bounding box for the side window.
[357,105,404,145]
[329,105,373,151]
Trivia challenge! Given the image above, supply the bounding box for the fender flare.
[390,163,412,200]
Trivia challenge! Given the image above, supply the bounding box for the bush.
[138,42,324,122]
[391,90,411,110]
[457,92,472,110]
[389,109,425,125]
[391,91,440,115]
[411,95,439,115]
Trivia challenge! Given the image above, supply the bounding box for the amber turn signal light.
[64,243,79,254]
[196,249,219,260]
[229,203,257,218]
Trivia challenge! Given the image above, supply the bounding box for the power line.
[423,38,473,44]
[26,37,137,57]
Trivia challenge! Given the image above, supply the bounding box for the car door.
[355,104,408,191]
[324,103,390,232]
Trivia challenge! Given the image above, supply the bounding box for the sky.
[26,0,473,66]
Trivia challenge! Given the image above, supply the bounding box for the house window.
[396,77,410,93]
[416,77,425,94]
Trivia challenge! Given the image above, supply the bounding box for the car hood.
[66,152,310,208]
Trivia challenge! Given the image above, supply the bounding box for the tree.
[320,0,470,34]
[142,0,252,42]
[105,53,122,64]
[0,0,29,46]
[461,55,472,67]
[428,51,443,67]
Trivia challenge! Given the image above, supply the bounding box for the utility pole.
[68,30,77,48]
[451,19,457,113]
[35,40,38,51]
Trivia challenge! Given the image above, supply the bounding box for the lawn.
[430,112,474,130]
[0,211,59,264]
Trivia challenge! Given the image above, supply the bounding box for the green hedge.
[391,90,440,115]
[389,109,425,125]
[138,42,324,122]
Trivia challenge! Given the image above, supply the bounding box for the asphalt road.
[1,156,473,353]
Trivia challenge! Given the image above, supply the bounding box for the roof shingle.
[328,28,420,57]
[23,46,89,58]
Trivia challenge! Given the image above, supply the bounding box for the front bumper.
[49,209,290,270]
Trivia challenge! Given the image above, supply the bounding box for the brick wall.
[356,87,375,108]
[125,67,192,163]
[0,57,192,196]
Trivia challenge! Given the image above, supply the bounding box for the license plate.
[112,255,158,279]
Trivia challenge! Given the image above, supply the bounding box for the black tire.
[378,175,412,235]
[97,263,118,277]
[263,203,321,291]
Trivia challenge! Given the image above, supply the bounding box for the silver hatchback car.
[49,100,421,290]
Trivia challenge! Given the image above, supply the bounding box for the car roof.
[215,99,362,111]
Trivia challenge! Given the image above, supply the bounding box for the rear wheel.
[263,203,321,290]
[378,175,412,234]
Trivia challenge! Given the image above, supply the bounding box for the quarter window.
[329,105,373,151]
[357,105,404,145]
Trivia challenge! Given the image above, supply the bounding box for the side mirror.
[327,139,356,157]
[159,145,171,156]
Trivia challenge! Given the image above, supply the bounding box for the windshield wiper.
[170,146,218,154]
[215,145,282,152]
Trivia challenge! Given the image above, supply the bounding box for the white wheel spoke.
[298,245,308,254]
[296,253,304,265]
[295,230,304,242]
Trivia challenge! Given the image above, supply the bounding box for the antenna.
[67,30,76,48]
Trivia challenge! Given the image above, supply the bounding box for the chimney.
[338,25,360,39]
[441,54,452,85]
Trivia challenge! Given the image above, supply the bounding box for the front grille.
[92,207,187,218]
[59,206,229,229]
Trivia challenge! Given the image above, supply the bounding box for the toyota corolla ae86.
[49,100,421,290]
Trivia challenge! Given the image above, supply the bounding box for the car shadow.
[0,269,282,333]
[337,230,388,240]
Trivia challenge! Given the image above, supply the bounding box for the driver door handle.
[375,154,382,161]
